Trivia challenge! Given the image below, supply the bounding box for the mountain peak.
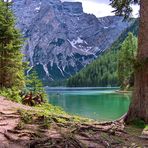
[62,2,83,14]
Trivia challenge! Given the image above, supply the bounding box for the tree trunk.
[125,0,148,123]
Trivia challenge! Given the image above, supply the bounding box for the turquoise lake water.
[46,87,131,121]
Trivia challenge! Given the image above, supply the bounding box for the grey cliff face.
[13,0,132,81]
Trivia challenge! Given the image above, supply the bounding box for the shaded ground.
[0,96,148,148]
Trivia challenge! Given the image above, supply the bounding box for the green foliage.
[18,103,92,129]
[35,103,67,116]
[16,121,25,130]
[48,80,67,87]
[110,0,139,18]
[26,70,45,94]
[0,0,25,89]
[23,70,47,105]
[35,103,92,123]
[118,33,137,89]
[109,19,138,51]
[128,118,146,129]
[18,109,33,124]
[0,87,22,102]
[67,51,118,87]
[145,125,148,130]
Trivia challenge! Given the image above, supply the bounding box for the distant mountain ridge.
[13,0,134,82]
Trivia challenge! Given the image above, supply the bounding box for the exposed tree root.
[0,123,8,126]
[0,97,148,147]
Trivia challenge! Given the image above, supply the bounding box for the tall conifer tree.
[110,0,148,123]
[118,33,137,89]
[0,0,24,89]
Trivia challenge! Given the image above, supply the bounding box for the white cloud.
[61,0,139,18]
[81,1,114,17]
[61,0,114,17]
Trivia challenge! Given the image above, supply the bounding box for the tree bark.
[125,0,148,123]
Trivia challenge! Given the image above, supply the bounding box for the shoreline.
[0,96,147,147]
[114,90,132,94]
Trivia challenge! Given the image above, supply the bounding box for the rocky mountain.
[12,0,134,82]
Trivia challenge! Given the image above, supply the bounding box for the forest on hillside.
[67,31,138,88]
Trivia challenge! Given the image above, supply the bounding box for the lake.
[46,87,131,121]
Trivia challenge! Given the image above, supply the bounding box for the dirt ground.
[0,96,148,148]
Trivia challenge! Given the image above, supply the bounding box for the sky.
[61,0,139,18]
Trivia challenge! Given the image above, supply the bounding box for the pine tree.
[0,0,24,89]
[110,0,139,19]
[24,70,47,105]
[118,33,137,89]
[26,70,45,94]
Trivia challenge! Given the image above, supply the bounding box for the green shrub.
[18,109,33,124]
[144,125,148,130]
[0,87,22,103]
[130,118,146,128]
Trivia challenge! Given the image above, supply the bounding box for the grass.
[128,118,146,129]
[144,125,148,131]
[0,87,22,103]
[125,125,143,136]
[18,103,93,129]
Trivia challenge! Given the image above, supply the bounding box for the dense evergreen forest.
[67,51,118,87]
[67,20,138,88]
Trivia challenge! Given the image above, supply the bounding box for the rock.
[12,0,134,82]
[62,2,83,14]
